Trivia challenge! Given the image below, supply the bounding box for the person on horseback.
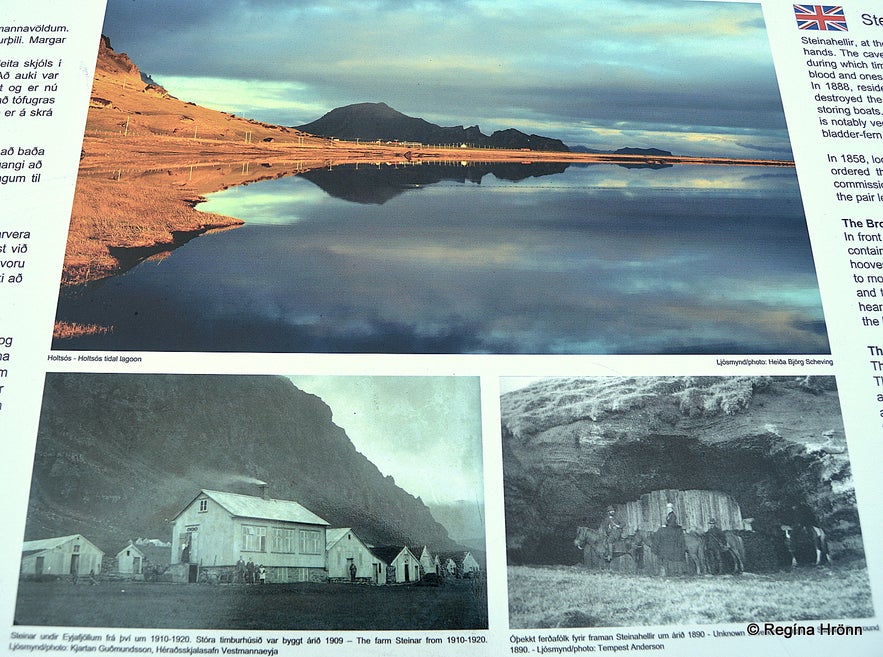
[657,502,686,575]
[664,502,679,528]
[600,505,624,562]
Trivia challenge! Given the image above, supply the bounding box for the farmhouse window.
[299,529,322,555]
[242,525,267,552]
[272,527,296,553]
[198,499,208,512]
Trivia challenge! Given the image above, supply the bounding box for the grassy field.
[508,564,874,629]
[14,579,487,630]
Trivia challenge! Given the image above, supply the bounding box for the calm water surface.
[54,162,829,354]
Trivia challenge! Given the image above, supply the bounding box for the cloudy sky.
[100,0,791,158]
[287,376,484,508]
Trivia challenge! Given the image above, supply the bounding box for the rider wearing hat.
[600,505,624,562]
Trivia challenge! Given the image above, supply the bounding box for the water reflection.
[299,162,571,204]
[54,162,829,354]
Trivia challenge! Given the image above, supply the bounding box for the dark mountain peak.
[488,129,569,152]
[614,147,673,157]
[339,101,400,118]
[297,102,569,152]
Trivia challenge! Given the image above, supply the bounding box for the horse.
[781,524,831,567]
[642,528,705,575]
[643,526,685,575]
[684,531,707,575]
[705,531,745,574]
[574,526,644,571]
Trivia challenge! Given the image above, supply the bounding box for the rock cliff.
[501,376,862,568]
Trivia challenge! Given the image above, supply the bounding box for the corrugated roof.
[325,528,352,549]
[201,489,329,526]
[435,550,470,564]
[21,534,104,555]
[22,534,80,552]
[370,545,414,565]
[115,542,144,558]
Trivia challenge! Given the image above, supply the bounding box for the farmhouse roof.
[22,534,104,557]
[115,542,145,559]
[435,550,470,564]
[370,545,416,565]
[174,489,329,526]
[326,527,363,550]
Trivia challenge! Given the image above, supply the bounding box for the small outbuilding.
[116,542,145,578]
[326,528,385,584]
[370,546,422,584]
[410,545,438,577]
[21,534,104,579]
[461,551,481,576]
[436,550,481,578]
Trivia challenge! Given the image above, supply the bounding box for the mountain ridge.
[297,102,570,152]
[26,374,462,555]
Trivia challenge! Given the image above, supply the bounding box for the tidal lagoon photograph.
[53,0,828,354]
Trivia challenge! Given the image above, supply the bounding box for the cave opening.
[506,431,861,570]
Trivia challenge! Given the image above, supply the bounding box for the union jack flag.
[794,5,847,31]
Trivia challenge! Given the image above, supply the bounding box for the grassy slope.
[14,579,487,630]
[508,564,873,628]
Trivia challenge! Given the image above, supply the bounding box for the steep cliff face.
[501,376,861,566]
[96,36,140,79]
[95,35,165,92]
[26,374,455,553]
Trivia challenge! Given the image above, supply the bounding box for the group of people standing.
[235,556,267,584]
[599,502,733,575]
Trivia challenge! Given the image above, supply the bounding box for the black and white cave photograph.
[15,373,487,630]
[501,375,873,628]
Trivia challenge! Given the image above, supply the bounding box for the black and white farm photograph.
[15,373,487,630]
[501,375,873,628]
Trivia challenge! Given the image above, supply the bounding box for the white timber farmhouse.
[20,534,104,579]
[170,487,329,583]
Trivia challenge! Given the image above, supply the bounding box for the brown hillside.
[65,37,378,290]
